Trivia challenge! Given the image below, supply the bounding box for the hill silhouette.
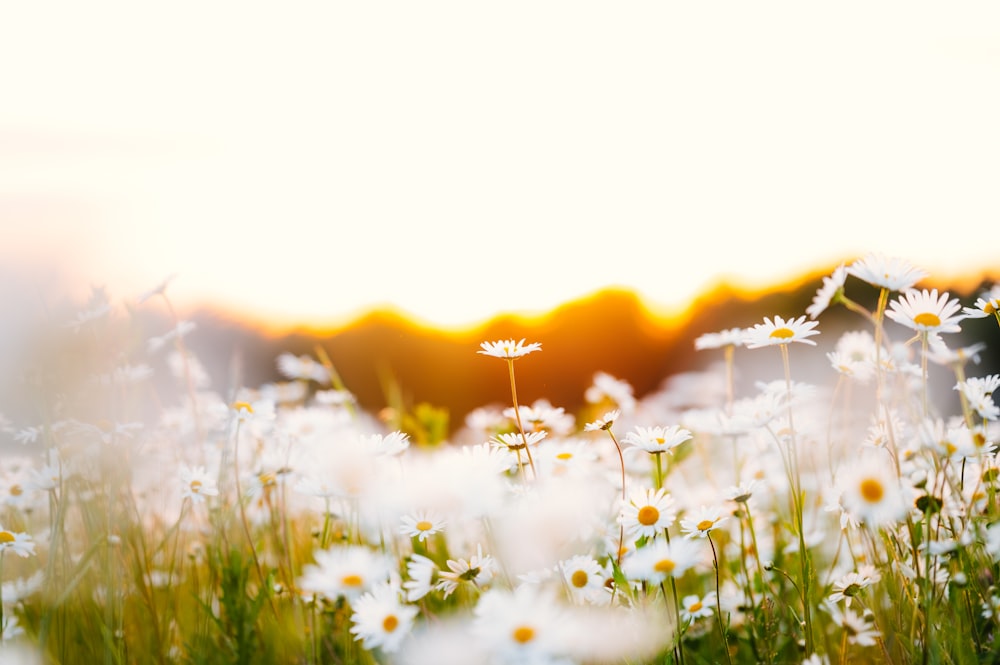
[178,266,1000,435]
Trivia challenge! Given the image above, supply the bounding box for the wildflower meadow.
[3,253,1000,664]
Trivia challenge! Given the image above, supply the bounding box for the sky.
[2,2,999,331]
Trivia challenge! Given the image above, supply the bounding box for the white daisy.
[846,253,928,291]
[680,592,716,622]
[584,409,621,432]
[622,425,692,455]
[694,327,745,351]
[399,511,446,543]
[349,582,418,653]
[886,288,964,334]
[477,339,542,359]
[807,264,847,319]
[620,487,677,539]
[436,544,497,598]
[297,545,391,602]
[179,465,219,504]
[743,315,820,349]
[0,526,35,558]
[621,538,701,584]
[680,505,730,539]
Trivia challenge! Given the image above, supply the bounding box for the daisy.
[724,479,761,504]
[885,288,964,334]
[836,452,909,528]
[436,544,497,598]
[364,430,411,456]
[489,430,547,452]
[694,327,745,351]
[504,400,575,435]
[622,425,692,455]
[846,252,928,291]
[956,375,1000,421]
[620,487,677,539]
[962,285,1000,319]
[472,585,569,663]
[349,582,418,654]
[621,538,701,584]
[477,339,542,360]
[403,554,438,602]
[822,601,880,647]
[680,592,716,622]
[585,372,636,413]
[680,505,730,539]
[276,352,330,383]
[0,526,35,558]
[179,465,219,504]
[558,555,608,605]
[743,315,820,349]
[827,567,879,607]
[297,545,391,602]
[584,409,621,432]
[806,264,847,319]
[399,511,446,543]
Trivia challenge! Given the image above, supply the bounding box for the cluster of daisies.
[2,253,1000,664]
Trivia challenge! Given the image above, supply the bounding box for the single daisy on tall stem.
[479,339,542,480]
[744,313,819,653]
[585,409,626,567]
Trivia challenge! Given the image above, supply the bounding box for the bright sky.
[2,2,998,330]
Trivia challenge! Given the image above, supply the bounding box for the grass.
[2,258,1000,664]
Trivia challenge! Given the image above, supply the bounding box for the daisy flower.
[558,555,609,605]
[620,487,677,539]
[179,465,219,504]
[477,339,542,359]
[743,315,820,349]
[504,400,574,435]
[724,479,761,504]
[399,511,446,543]
[806,264,847,319]
[622,425,692,455]
[846,252,928,291]
[827,567,879,607]
[490,430,547,452]
[956,375,1000,421]
[436,544,497,598]
[364,430,411,456]
[680,592,716,622]
[472,585,569,663]
[276,352,330,383]
[836,452,909,528]
[349,582,418,654]
[962,285,1000,319]
[403,554,437,602]
[885,288,964,334]
[822,601,880,647]
[585,372,636,413]
[694,327,745,351]
[584,409,621,432]
[297,545,391,602]
[680,505,730,539]
[0,526,35,558]
[621,538,701,583]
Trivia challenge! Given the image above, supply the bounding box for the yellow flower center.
[985,302,997,315]
[512,626,536,644]
[654,558,676,574]
[415,520,433,532]
[383,615,399,632]
[655,437,665,445]
[0,531,15,543]
[696,519,715,531]
[232,401,254,413]
[341,574,363,587]
[571,570,589,588]
[859,478,884,503]
[913,312,941,327]
[10,484,23,497]
[637,506,660,526]
[689,601,703,613]
[259,472,276,486]
[190,480,203,493]
[769,327,795,340]
[974,432,987,449]
[556,452,573,460]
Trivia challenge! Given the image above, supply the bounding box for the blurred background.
[1,2,999,437]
